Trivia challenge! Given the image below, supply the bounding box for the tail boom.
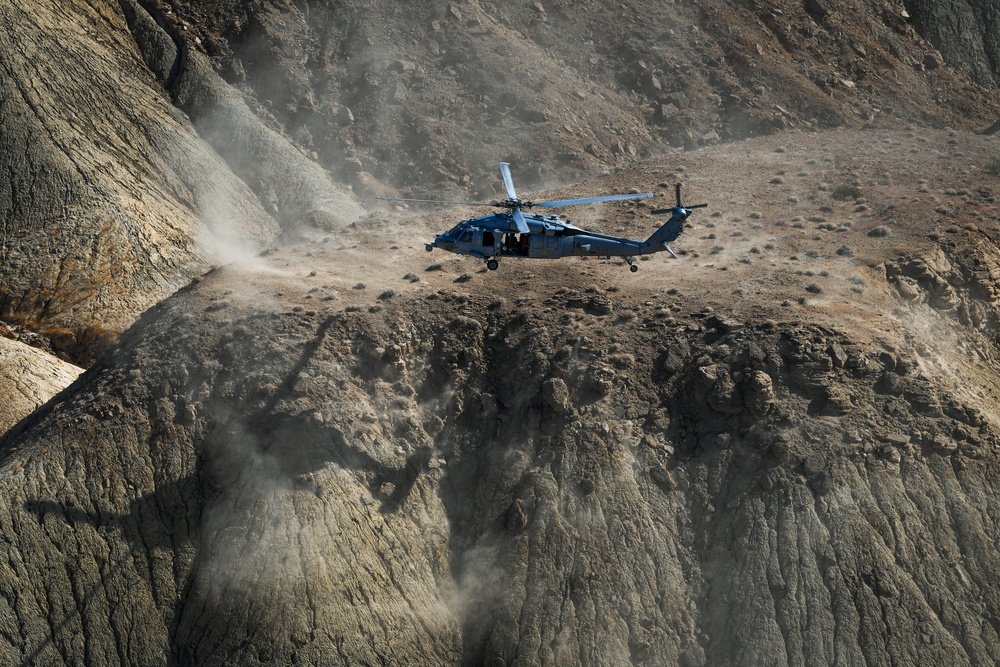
[642,209,686,252]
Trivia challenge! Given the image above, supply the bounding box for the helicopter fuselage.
[427,211,676,261]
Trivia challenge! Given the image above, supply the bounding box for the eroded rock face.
[0,0,281,349]
[3,257,1000,665]
[0,337,81,434]
[908,0,1000,88]
[6,1,1000,664]
[0,0,363,363]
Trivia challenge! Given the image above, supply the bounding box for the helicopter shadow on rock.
[17,314,436,663]
[20,470,201,667]
[200,313,434,514]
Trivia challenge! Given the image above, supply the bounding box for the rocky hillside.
[0,0,361,364]
[4,126,1000,664]
[4,0,1000,665]
[3,0,1000,362]
[155,0,1000,196]
[907,0,1000,90]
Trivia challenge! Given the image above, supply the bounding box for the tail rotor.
[651,183,707,215]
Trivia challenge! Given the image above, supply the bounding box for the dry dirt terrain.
[4,1,1000,666]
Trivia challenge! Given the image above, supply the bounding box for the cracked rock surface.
[0,336,81,434]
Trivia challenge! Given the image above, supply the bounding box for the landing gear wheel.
[486,259,499,271]
[629,264,639,273]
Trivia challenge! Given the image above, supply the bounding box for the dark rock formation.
[907,0,1000,88]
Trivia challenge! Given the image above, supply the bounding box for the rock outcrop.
[3,250,1000,665]
[0,0,275,348]
[0,335,81,434]
[0,0,362,361]
[118,0,363,235]
[908,0,1000,89]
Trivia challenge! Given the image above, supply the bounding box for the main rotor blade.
[499,162,518,201]
[535,193,653,208]
[375,196,490,206]
[512,208,530,233]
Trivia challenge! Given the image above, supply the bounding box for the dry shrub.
[831,184,863,201]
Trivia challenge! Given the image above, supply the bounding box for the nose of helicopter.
[427,232,455,252]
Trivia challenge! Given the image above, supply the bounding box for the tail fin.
[644,211,685,247]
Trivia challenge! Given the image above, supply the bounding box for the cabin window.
[483,232,495,247]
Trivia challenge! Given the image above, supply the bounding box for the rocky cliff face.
[0,0,275,356]
[908,0,1000,89]
[0,0,362,365]
[4,217,1000,664]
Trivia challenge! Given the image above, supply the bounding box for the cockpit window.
[459,231,474,243]
[446,224,465,237]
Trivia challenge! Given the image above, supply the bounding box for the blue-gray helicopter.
[378,162,706,272]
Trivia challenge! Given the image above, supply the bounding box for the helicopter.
[378,162,706,272]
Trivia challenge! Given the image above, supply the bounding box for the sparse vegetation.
[832,184,863,200]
